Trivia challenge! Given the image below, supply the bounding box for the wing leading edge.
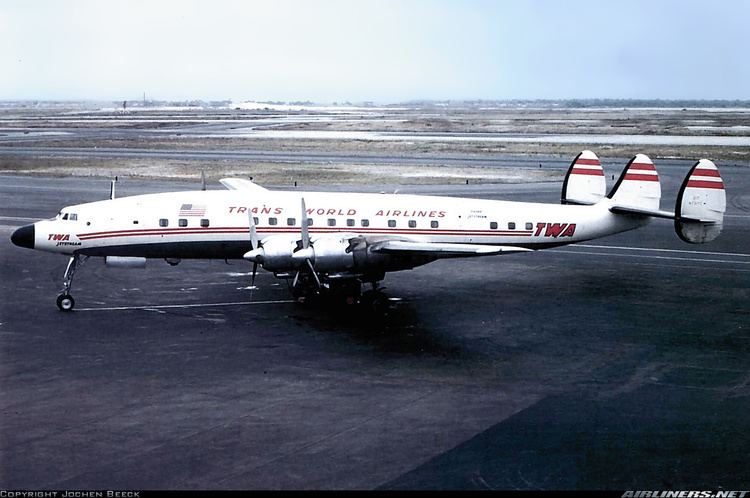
[219,178,268,192]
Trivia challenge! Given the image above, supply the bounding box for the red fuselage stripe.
[77,227,536,241]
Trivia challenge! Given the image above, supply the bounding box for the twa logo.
[534,222,576,238]
[48,233,70,241]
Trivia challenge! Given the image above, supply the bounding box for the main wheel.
[56,293,75,311]
[361,290,389,314]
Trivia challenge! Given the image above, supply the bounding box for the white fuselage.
[32,189,647,259]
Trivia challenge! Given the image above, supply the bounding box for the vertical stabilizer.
[607,154,661,211]
[675,159,726,243]
[561,150,606,205]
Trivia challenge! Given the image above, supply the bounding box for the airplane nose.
[11,224,35,249]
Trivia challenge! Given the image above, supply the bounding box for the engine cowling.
[255,237,298,271]
[246,234,425,276]
[303,235,356,272]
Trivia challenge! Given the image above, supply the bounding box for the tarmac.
[1,161,749,489]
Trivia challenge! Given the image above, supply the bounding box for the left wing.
[369,240,532,258]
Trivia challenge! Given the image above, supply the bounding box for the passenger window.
[346,219,355,227]
[133,220,139,225]
[490,222,498,229]
[361,219,369,227]
[431,220,439,228]
[508,222,516,230]
[408,220,417,228]
[179,219,188,227]
[287,218,296,226]
[526,222,533,230]
[269,217,277,226]
[327,218,336,227]
[253,217,259,225]
[388,220,396,228]
[159,219,168,227]
[200,218,210,228]
[307,218,314,226]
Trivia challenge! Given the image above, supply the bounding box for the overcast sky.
[2,0,748,102]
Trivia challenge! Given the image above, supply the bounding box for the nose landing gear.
[56,254,88,311]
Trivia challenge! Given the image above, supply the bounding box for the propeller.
[243,211,262,286]
[291,198,321,290]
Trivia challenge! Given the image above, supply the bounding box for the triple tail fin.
[561,150,605,205]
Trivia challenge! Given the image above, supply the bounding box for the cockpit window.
[62,213,69,220]
[69,213,78,221]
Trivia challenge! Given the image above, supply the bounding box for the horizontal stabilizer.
[561,150,606,205]
[609,205,675,219]
[219,178,268,191]
[675,159,726,243]
[371,240,532,258]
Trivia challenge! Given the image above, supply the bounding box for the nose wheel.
[56,254,87,312]
[56,293,75,311]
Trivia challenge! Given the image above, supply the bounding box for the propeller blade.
[248,212,258,250]
[300,197,310,249]
[292,270,300,289]
[306,259,321,288]
[251,262,258,286]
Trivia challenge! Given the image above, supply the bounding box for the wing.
[369,240,532,258]
[219,178,268,192]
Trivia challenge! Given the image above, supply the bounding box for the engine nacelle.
[105,256,147,268]
[308,235,355,272]
[258,237,298,271]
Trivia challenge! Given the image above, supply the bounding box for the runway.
[1,166,749,489]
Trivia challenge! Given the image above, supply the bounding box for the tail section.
[607,153,661,212]
[561,150,606,205]
[675,159,726,243]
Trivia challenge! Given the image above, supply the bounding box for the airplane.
[10,151,726,311]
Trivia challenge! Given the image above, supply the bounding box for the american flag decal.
[179,204,206,217]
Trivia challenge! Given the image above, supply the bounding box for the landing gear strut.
[56,254,88,311]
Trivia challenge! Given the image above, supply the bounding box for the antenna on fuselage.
[109,176,118,200]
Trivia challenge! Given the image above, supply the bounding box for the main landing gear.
[291,278,390,312]
[56,254,88,311]
[360,282,390,314]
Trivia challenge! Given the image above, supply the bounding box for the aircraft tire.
[361,290,389,314]
[56,294,75,312]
